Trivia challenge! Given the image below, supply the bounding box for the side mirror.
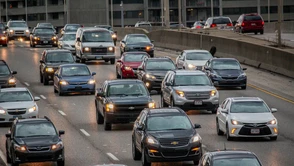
[137,124,144,130]
[194,124,202,129]
[222,109,228,114]
[151,40,154,43]
[121,40,125,43]
[12,71,17,74]
[34,97,40,101]
[165,82,171,86]
[243,68,247,71]
[5,133,11,138]
[59,130,65,135]
[40,60,45,63]
[204,66,209,70]
[5,26,8,30]
[114,31,117,34]
[213,82,218,86]
[138,67,143,71]
[54,73,59,77]
[76,37,81,42]
[92,72,96,76]
[117,59,122,63]
[271,108,278,113]
[96,88,104,97]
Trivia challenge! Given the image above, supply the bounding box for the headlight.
[231,119,242,125]
[52,36,57,40]
[146,136,159,145]
[108,47,114,51]
[46,67,54,72]
[88,79,95,84]
[84,47,90,52]
[112,34,117,38]
[148,102,156,108]
[124,66,132,71]
[210,90,217,97]
[106,103,114,112]
[28,106,36,113]
[25,30,30,33]
[9,29,13,33]
[146,74,156,79]
[1,36,6,40]
[14,144,26,152]
[51,142,63,150]
[59,80,68,85]
[34,36,40,40]
[190,133,202,143]
[0,110,6,114]
[188,64,195,69]
[268,119,277,125]
[8,78,16,84]
[238,73,247,78]
[146,46,153,51]
[175,90,185,97]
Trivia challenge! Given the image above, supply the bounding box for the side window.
[170,74,175,85]
[42,52,46,61]
[220,99,227,109]
[223,99,230,109]
[103,83,108,95]
[166,73,173,83]
[225,100,231,109]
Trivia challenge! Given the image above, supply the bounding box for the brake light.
[241,22,245,27]
[196,26,202,29]
[211,23,217,28]
[227,23,233,26]
[262,21,264,25]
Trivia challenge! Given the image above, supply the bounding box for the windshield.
[0,65,10,75]
[34,28,54,34]
[186,52,213,60]
[244,15,262,21]
[230,101,270,113]
[0,23,5,29]
[65,25,80,31]
[46,52,74,63]
[212,60,241,70]
[96,26,113,31]
[174,75,212,86]
[61,66,90,76]
[127,35,150,44]
[38,23,53,28]
[9,22,28,27]
[0,91,32,102]
[15,122,57,137]
[107,83,148,97]
[146,61,175,70]
[124,54,148,62]
[147,115,192,131]
[62,33,76,41]
[213,158,261,166]
[82,31,113,42]
[213,18,231,24]
[138,24,151,27]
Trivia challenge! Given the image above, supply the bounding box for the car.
[36,23,57,33]
[94,25,117,45]
[216,97,278,141]
[120,34,154,57]
[203,16,233,30]
[0,60,17,88]
[53,64,96,96]
[235,13,264,34]
[116,52,150,79]
[132,107,202,166]
[137,57,176,92]
[161,70,219,113]
[58,32,77,54]
[29,27,58,47]
[176,50,213,70]
[39,49,76,85]
[199,149,262,166]
[0,30,8,46]
[135,21,152,27]
[60,24,83,35]
[75,27,115,64]
[5,117,65,166]
[0,88,40,124]
[95,79,156,130]
[203,58,247,89]
[6,20,30,40]
[191,21,205,29]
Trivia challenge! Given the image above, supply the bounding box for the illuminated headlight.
[0,110,6,114]
[238,73,247,78]
[14,144,26,152]
[1,36,6,40]
[188,64,195,69]
[210,90,217,97]
[52,36,57,40]
[108,47,114,51]
[9,29,14,33]
[106,103,114,112]
[176,90,185,97]
[34,36,40,40]
[112,34,117,38]
[59,80,68,85]
[148,102,156,108]
[231,119,242,125]
[124,66,132,71]
[84,47,90,52]
[146,74,156,79]
[146,46,153,51]
[8,78,16,84]
[267,119,277,125]
[51,142,63,151]
[46,67,54,72]
[147,136,159,145]
[88,79,95,84]
[25,30,30,33]
[28,106,36,113]
[190,133,202,143]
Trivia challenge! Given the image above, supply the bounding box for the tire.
[193,159,199,165]
[81,58,86,63]
[43,76,49,85]
[105,59,109,63]
[3,43,7,47]
[170,98,175,107]
[57,160,65,166]
[142,146,151,166]
[161,94,168,107]
[270,136,277,141]
[132,139,142,160]
[104,115,112,131]
[226,125,233,141]
[58,86,64,96]
[210,106,218,114]
[260,30,264,34]
[54,87,58,93]
[40,72,43,83]
[6,145,11,163]
[254,32,258,35]
[110,58,115,64]
[216,119,224,135]
[241,86,247,90]
[116,70,120,79]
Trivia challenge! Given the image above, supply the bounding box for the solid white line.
[58,110,66,116]
[106,153,119,161]
[40,95,46,100]
[24,82,30,86]
[0,149,7,166]
[80,129,90,136]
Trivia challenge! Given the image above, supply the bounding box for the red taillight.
[262,21,264,25]
[227,23,233,26]
[196,26,202,29]
[211,23,217,28]
[241,22,245,27]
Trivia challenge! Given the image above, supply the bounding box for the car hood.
[148,129,195,139]
[173,86,215,92]
[147,70,169,77]
[82,42,114,47]
[123,62,142,68]
[62,41,75,46]
[213,69,242,77]
[15,135,59,146]
[109,96,151,104]
[185,60,208,66]
[0,101,35,109]
[61,75,92,82]
[0,75,10,80]
[9,27,29,30]
[46,62,74,67]
[231,113,275,123]
[126,42,152,47]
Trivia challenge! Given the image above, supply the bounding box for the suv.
[5,117,65,166]
[39,49,75,85]
[0,60,17,88]
[95,79,156,130]
[6,20,30,40]
[161,70,219,113]
[132,107,202,166]
[203,16,233,30]
[235,13,264,34]
[75,27,115,64]
[120,34,154,57]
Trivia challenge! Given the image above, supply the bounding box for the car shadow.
[105,123,134,131]
[230,137,275,142]
[84,61,113,66]
[216,87,243,91]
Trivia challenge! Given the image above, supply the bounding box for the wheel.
[90,91,95,95]
[116,68,120,79]
[254,32,258,35]
[216,119,224,135]
[110,58,115,64]
[210,106,218,114]
[142,146,151,166]
[40,72,43,83]
[104,59,109,63]
[226,125,233,141]
[193,159,199,165]
[104,115,112,130]
[43,76,49,85]
[132,138,142,160]
[32,43,35,47]
[241,86,247,90]
[58,86,64,96]
[57,160,65,166]
[161,94,168,107]
[6,144,11,163]
[260,30,264,34]
[81,58,86,63]
[54,87,58,93]
[3,43,7,47]
[170,98,175,107]
[270,136,277,141]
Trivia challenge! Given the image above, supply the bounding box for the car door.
[218,99,230,131]
[135,112,146,151]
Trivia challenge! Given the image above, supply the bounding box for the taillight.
[241,22,245,27]
[262,21,264,25]
[227,23,233,26]
[211,24,217,28]
[196,26,202,29]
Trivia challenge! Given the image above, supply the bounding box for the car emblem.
[36,147,42,150]
[129,107,135,110]
[195,93,200,96]
[15,110,19,112]
[253,123,258,127]
[171,141,179,145]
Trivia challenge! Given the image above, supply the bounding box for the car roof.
[123,51,149,55]
[34,27,54,29]
[243,13,260,16]
[231,97,263,102]
[172,70,206,75]
[209,150,258,159]
[0,87,28,92]
[38,23,52,25]
[211,58,238,61]
[106,79,144,85]
[95,25,111,27]
[211,16,231,19]
[65,24,81,26]
[59,64,87,67]
[0,60,8,65]
[8,20,26,22]
[147,107,186,116]
[16,118,50,123]
[127,34,147,36]
[145,57,172,61]
[81,27,109,32]
[184,49,210,53]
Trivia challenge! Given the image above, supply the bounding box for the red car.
[116,52,150,79]
[0,30,8,47]
[235,13,264,34]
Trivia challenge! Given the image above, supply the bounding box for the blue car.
[53,64,96,96]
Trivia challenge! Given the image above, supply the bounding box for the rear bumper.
[32,40,57,45]
[242,27,264,32]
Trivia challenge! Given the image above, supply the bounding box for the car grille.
[185,91,210,100]
[115,103,148,112]
[91,47,107,54]
[243,122,267,127]
[15,31,24,34]
[239,125,272,135]
[154,75,165,80]
[8,111,26,115]
[68,81,88,85]
[159,137,190,147]
[222,76,238,79]
[0,80,7,84]
[40,37,51,40]
[28,146,51,152]
[161,150,189,158]
[71,45,75,48]
[133,47,146,51]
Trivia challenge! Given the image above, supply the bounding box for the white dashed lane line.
[24,82,30,86]
[80,129,90,136]
[106,153,119,161]
[0,149,7,166]
[58,110,66,116]
[40,95,46,100]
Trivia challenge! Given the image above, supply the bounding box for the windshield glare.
[15,123,57,137]
[62,34,76,41]
[34,28,54,34]
[10,22,28,27]
[147,116,192,131]
[186,52,213,60]
[212,60,241,70]
[107,83,148,97]
[174,75,211,86]
[61,66,90,76]
[146,61,175,70]
[65,25,80,31]
[213,158,261,166]
[46,53,74,62]
[244,15,262,21]
[127,36,150,44]
[82,31,112,42]
[124,54,147,62]
[0,91,32,102]
[0,65,10,75]
[230,101,270,113]
[213,18,231,24]
[38,24,53,28]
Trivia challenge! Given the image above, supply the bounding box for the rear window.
[213,18,231,24]
[244,15,262,21]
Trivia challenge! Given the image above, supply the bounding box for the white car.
[216,97,278,141]
[0,88,40,125]
[176,50,213,70]
[58,32,76,54]
[203,16,233,30]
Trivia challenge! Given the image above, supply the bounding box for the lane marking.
[106,152,119,161]
[248,84,294,104]
[24,82,30,86]
[40,95,46,100]
[80,129,90,136]
[58,110,66,116]
[0,149,7,166]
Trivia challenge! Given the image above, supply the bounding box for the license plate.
[13,116,22,119]
[194,100,203,105]
[75,86,82,90]
[251,23,256,26]
[96,56,102,60]
[43,41,48,44]
[251,129,260,134]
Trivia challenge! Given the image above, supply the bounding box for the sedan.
[176,50,213,70]
[120,34,154,57]
[216,97,278,141]
[58,32,76,54]
[30,27,58,47]
[53,64,96,96]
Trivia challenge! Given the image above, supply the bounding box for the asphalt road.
[0,41,294,166]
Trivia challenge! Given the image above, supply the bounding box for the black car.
[94,25,117,45]
[120,34,154,57]
[95,79,156,131]
[132,107,202,166]
[203,58,247,89]
[5,117,65,166]
[30,27,58,47]
[39,49,75,85]
[0,30,8,47]
[0,60,17,88]
[137,57,176,92]
[199,150,262,166]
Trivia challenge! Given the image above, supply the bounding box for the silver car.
[6,20,30,40]
[0,88,40,124]
[58,32,76,54]
[176,50,213,70]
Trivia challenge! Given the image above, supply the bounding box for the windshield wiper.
[129,93,145,96]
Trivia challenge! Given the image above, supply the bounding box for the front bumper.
[174,95,219,111]
[211,77,247,87]
[0,111,38,123]
[60,84,95,93]
[121,69,137,78]
[82,53,115,60]
[43,71,56,80]
[228,124,278,138]
[105,111,141,124]
[8,32,30,38]
[14,148,64,163]
[0,82,16,88]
